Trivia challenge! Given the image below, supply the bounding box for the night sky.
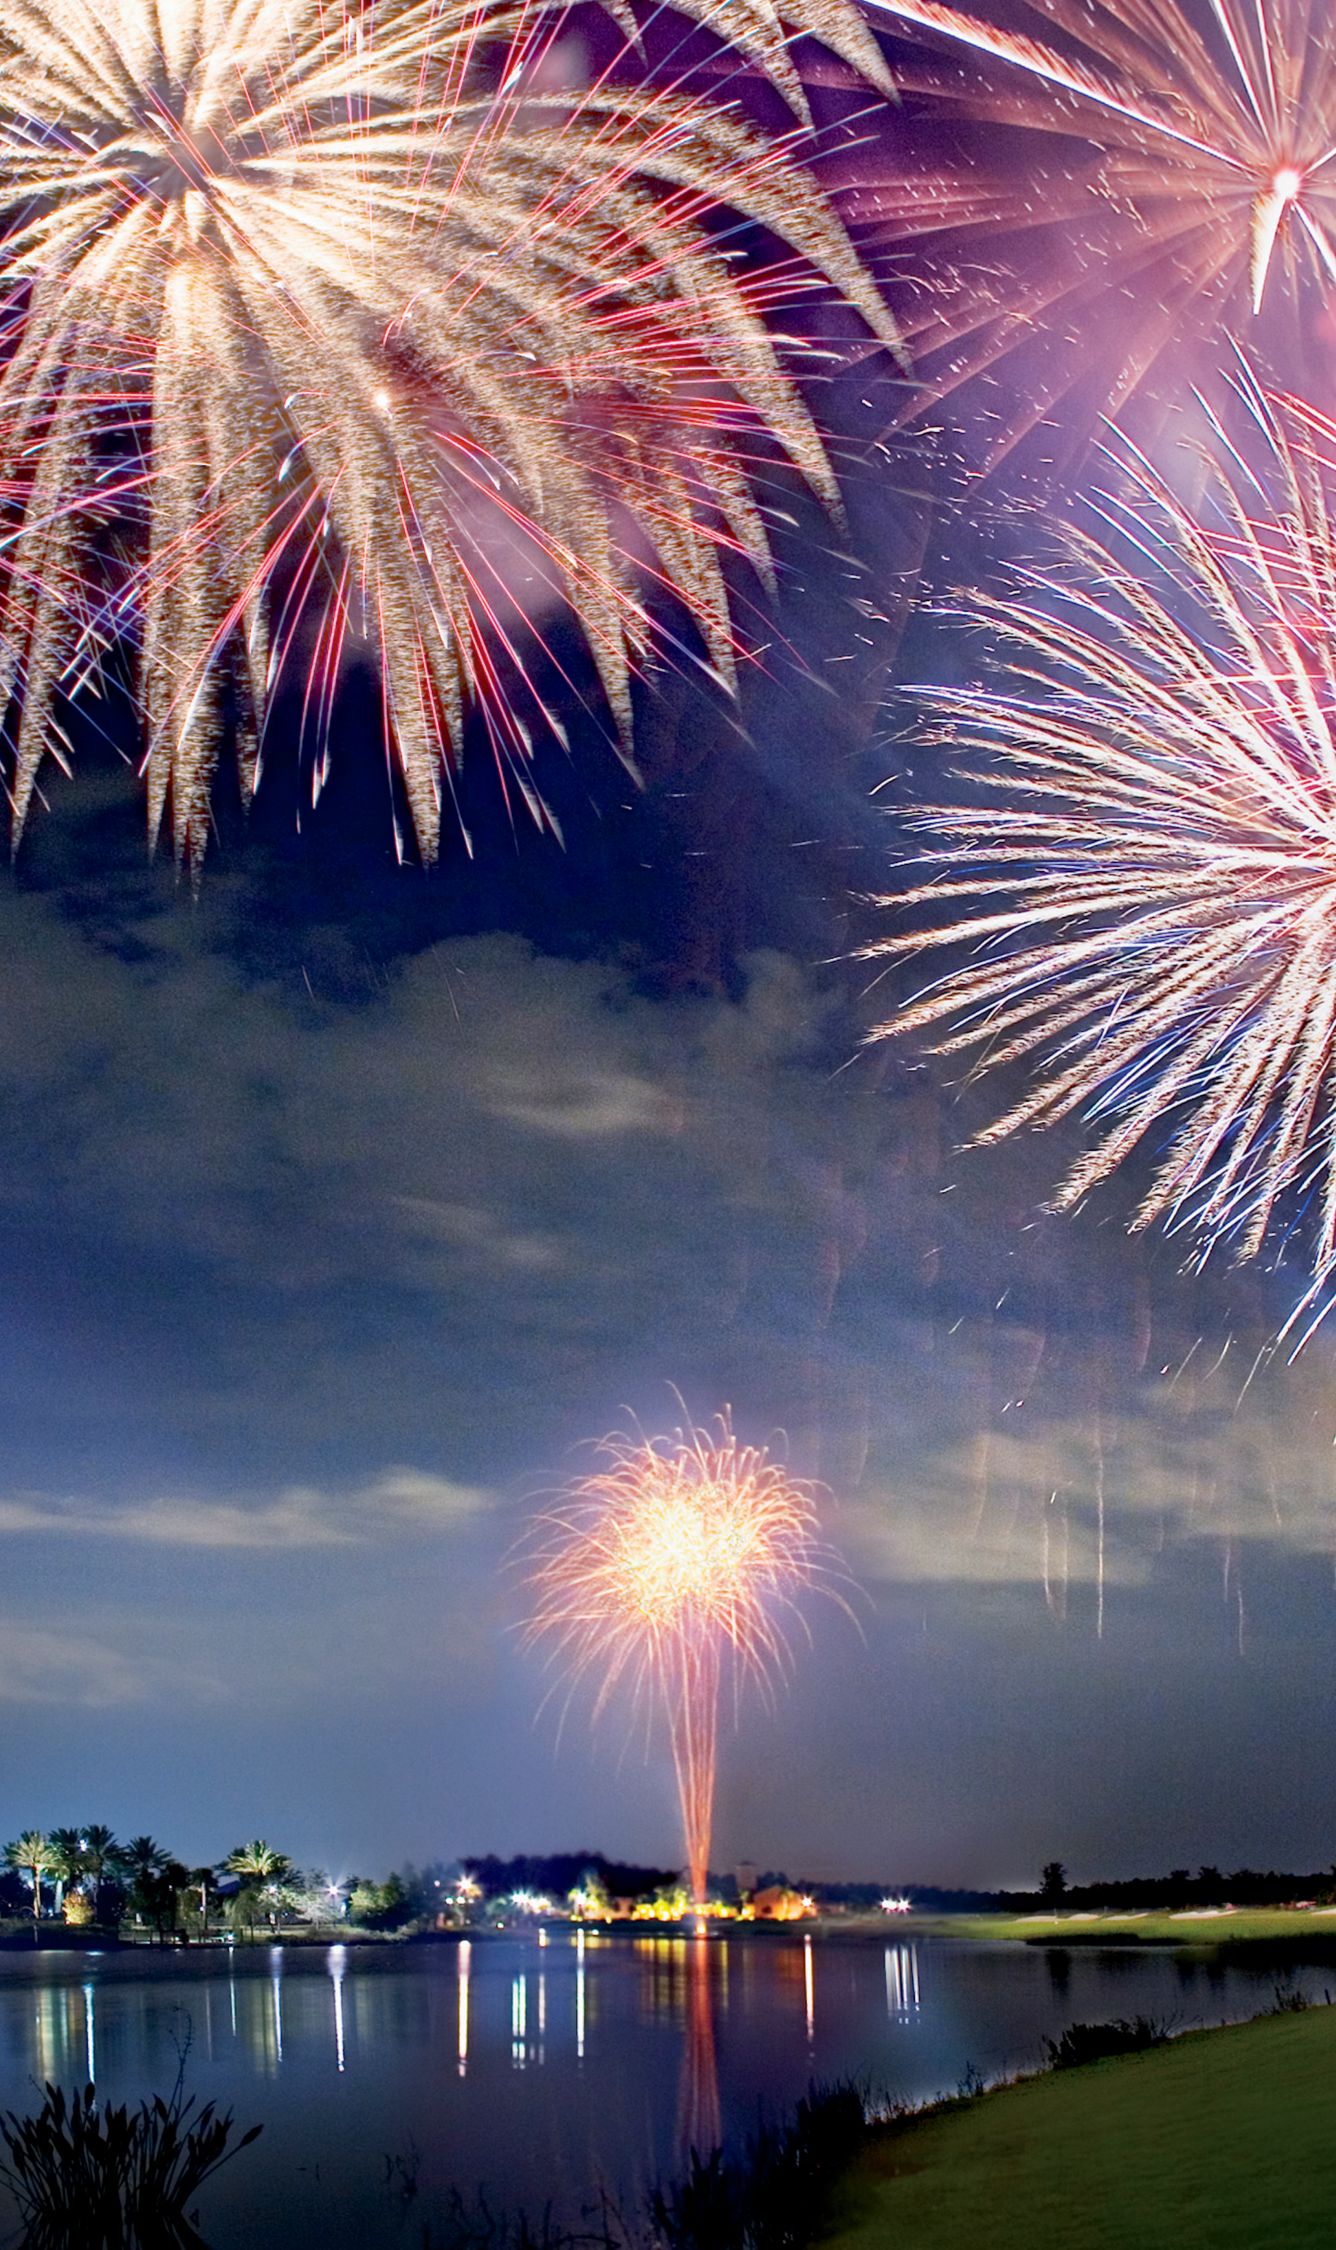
[5,3,1336,1895]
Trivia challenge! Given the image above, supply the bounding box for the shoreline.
[826,2001,1336,2250]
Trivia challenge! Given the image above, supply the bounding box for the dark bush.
[1042,2016,1171,2071]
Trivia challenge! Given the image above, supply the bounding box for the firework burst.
[867,390,1336,1308]
[851,0,1336,445]
[0,0,896,871]
[525,1409,840,1905]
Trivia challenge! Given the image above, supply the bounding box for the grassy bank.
[927,1906,1336,1946]
[827,2008,1336,2250]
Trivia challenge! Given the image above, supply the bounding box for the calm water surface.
[0,1931,1322,2246]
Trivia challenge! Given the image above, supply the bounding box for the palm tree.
[122,1837,169,1931]
[47,1828,87,1918]
[4,1833,56,1929]
[80,1825,121,1923]
[225,1842,293,1935]
[185,1865,217,1938]
[124,1836,168,1882]
[224,1841,291,1883]
[81,1825,119,1889]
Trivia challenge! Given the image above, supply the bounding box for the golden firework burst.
[0,0,896,870]
[525,1408,840,1904]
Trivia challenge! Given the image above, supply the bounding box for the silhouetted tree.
[47,1830,87,1919]
[1039,1861,1068,1905]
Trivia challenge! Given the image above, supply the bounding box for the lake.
[0,1929,1324,2245]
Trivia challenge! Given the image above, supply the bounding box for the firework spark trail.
[0,0,897,873]
[850,0,1336,442]
[866,384,1336,1304]
[525,1410,840,1905]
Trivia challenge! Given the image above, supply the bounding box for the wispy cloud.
[0,1470,487,1551]
[0,1626,153,1707]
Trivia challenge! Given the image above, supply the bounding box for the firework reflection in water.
[525,1411,841,1905]
[680,1935,721,2153]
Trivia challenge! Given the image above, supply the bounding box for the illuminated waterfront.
[0,1932,1326,2247]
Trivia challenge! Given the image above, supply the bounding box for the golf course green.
[943,1907,1336,1946]
[826,2007,1336,2250]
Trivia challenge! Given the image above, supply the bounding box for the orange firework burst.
[525,1410,840,1905]
[850,0,1336,451]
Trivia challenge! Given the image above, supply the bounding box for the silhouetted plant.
[1042,2015,1171,2070]
[1270,1981,1312,2013]
[0,2078,261,2248]
[422,2086,868,2250]
[383,2137,423,2207]
[426,2185,624,2250]
[649,2084,867,2250]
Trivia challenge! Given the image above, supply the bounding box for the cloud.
[0,1626,152,1707]
[0,1471,487,1551]
[0,880,1330,1616]
[844,1345,1336,1591]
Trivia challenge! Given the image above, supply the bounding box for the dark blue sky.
[6,556,1336,1894]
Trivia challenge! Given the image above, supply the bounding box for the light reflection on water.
[0,1932,1325,2249]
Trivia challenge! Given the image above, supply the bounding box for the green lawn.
[827,2009,1336,2250]
[940,1907,1336,1946]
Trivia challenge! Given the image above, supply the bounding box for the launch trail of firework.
[866,378,1336,1317]
[524,1409,842,1906]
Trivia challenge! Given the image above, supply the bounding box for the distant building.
[750,1886,813,1922]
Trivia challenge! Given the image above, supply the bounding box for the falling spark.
[0,0,897,872]
[867,385,1336,1308]
[524,1408,843,1906]
[852,0,1336,441]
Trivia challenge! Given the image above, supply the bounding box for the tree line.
[0,1829,347,1939]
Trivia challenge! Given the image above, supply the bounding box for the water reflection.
[884,1944,921,2019]
[329,1944,347,2073]
[1043,1947,1071,2000]
[31,1983,101,2087]
[678,1937,719,2154]
[0,1936,1328,2250]
[457,1939,471,2076]
[271,1951,284,2068]
[576,1928,585,2060]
